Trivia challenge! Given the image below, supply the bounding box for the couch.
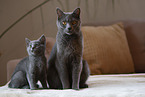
[1,20,145,97]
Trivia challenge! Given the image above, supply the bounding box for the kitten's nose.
[32,47,35,51]
[68,27,72,31]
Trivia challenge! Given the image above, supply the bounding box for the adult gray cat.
[8,35,48,90]
[47,8,90,90]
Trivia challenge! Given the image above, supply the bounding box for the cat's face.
[56,8,81,35]
[25,35,46,56]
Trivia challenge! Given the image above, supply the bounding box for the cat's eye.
[72,21,77,25]
[62,21,66,25]
[30,44,32,48]
[35,43,39,46]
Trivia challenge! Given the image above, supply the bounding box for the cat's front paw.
[62,83,70,89]
[72,88,79,90]
[31,88,37,90]
[63,86,70,89]
[72,85,79,90]
[80,84,88,88]
[30,87,37,90]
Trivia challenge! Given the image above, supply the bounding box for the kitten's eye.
[35,44,39,46]
[62,21,66,25]
[30,44,32,48]
[72,21,77,25]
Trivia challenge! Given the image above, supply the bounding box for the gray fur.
[8,35,48,90]
[47,8,90,90]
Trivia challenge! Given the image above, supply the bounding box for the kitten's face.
[56,8,81,35]
[25,35,46,56]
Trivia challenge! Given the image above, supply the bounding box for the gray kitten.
[47,8,90,90]
[8,35,48,90]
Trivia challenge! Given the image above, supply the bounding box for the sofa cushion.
[45,37,56,59]
[123,20,145,72]
[82,23,135,74]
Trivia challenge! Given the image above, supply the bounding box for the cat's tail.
[79,60,90,88]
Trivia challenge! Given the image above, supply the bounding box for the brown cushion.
[82,23,135,75]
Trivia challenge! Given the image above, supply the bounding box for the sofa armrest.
[7,59,21,81]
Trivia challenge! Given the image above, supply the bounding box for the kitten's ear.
[56,7,64,19]
[39,34,46,44]
[25,38,30,47]
[72,8,80,18]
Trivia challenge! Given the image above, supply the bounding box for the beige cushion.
[82,23,135,75]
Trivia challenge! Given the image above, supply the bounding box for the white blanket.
[0,74,145,97]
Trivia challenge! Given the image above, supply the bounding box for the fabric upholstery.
[83,20,145,73]
[123,20,145,72]
[82,23,135,74]
[45,37,56,60]
[1,74,145,97]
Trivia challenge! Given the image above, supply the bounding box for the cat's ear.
[25,38,30,47]
[72,8,80,19]
[39,34,46,44]
[56,7,65,19]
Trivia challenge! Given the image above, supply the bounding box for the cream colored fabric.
[1,74,145,97]
[82,23,134,74]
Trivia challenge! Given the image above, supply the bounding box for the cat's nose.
[68,27,72,31]
[32,47,34,50]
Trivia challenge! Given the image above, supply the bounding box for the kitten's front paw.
[22,85,30,89]
[31,88,37,90]
[30,87,37,90]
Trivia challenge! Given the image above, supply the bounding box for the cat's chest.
[29,57,45,71]
[35,60,43,68]
[58,41,78,52]
[57,42,82,60]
